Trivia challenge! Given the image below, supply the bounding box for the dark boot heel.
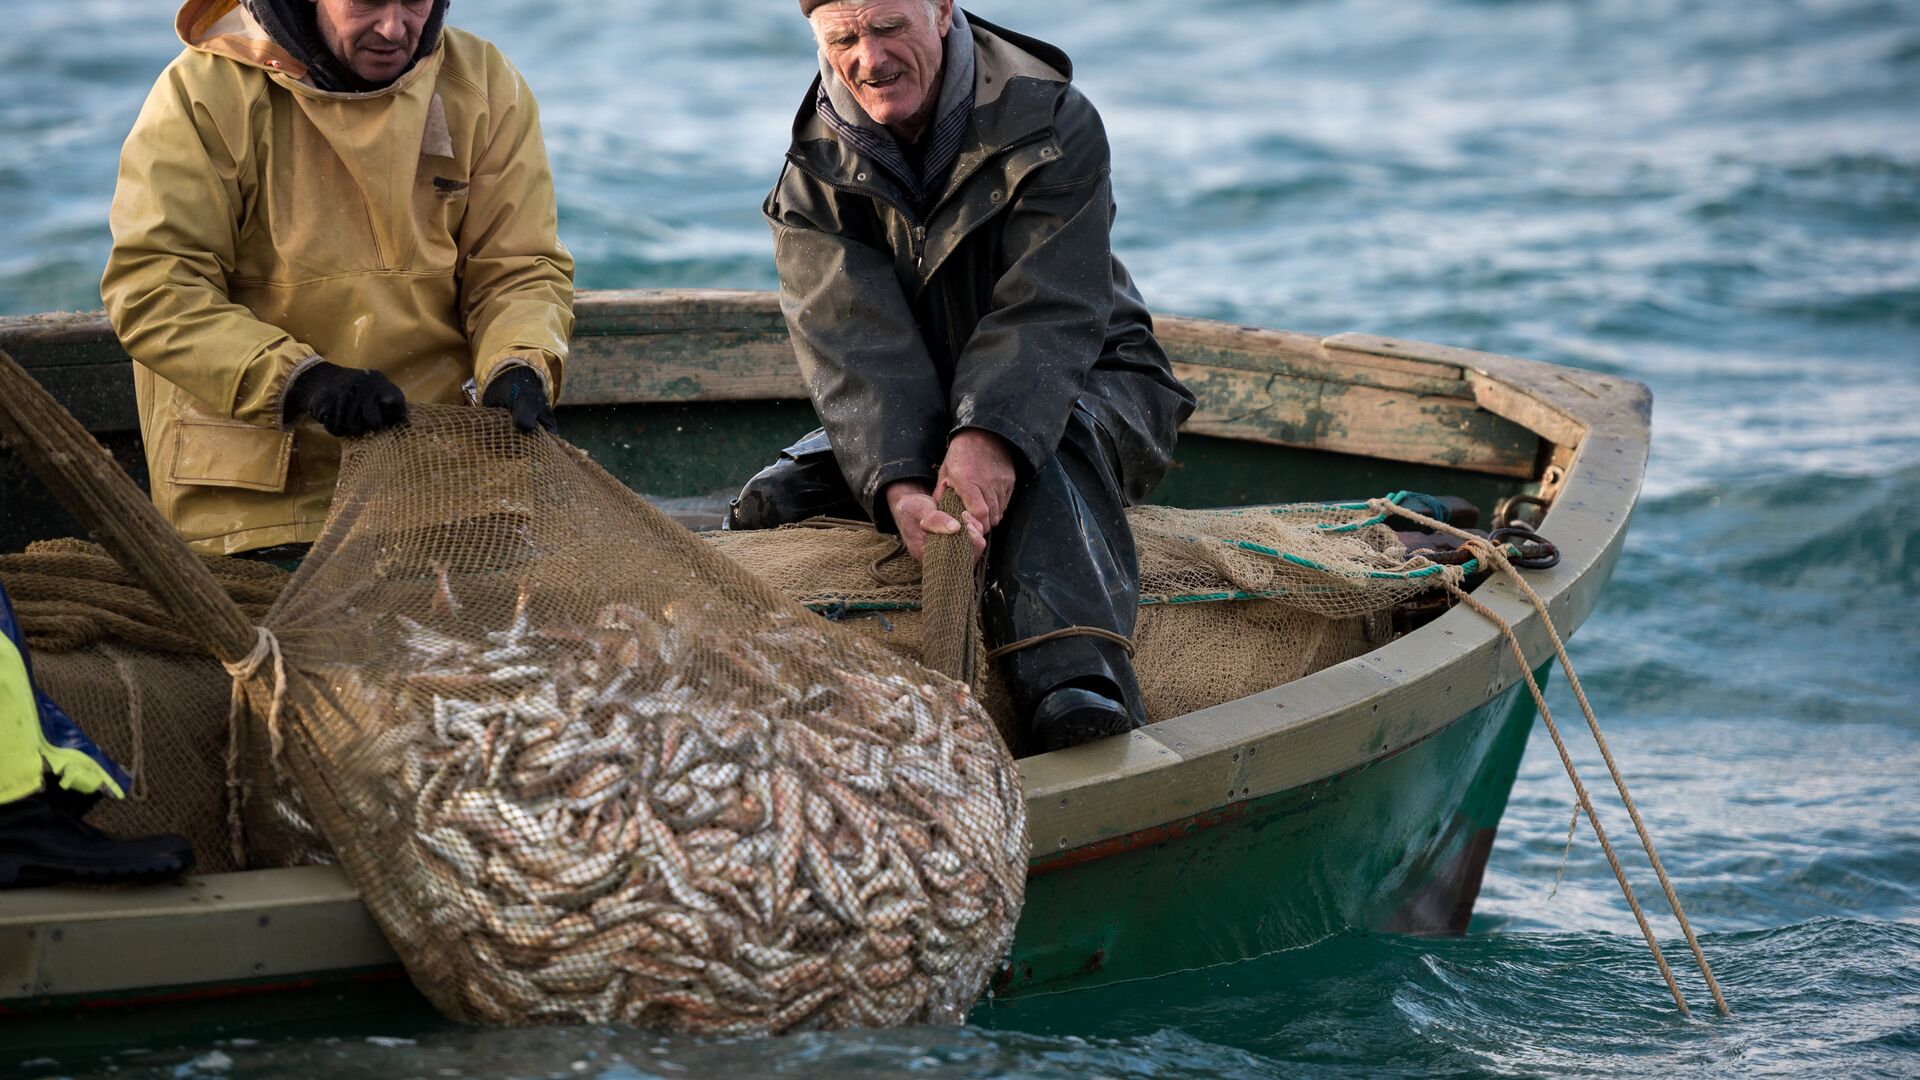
[1029,686,1141,753]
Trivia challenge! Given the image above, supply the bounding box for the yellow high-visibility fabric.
[0,635,125,805]
[0,634,41,804]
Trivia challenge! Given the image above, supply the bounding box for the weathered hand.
[885,479,986,562]
[935,428,1017,542]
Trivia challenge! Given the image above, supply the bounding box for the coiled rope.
[1373,498,1731,1018]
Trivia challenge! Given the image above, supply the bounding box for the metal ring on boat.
[1494,492,1552,529]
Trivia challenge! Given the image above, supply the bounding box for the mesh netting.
[706,500,1459,748]
[0,542,289,874]
[1,539,285,654]
[236,404,1026,1032]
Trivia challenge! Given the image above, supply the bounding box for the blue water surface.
[2,0,1917,1076]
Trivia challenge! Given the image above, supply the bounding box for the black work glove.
[481,366,557,433]
[284,360,407,437]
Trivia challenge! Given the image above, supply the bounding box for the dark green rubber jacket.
[763,14,1195,527]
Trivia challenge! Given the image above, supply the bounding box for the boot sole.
[1035,708,1144,753]
[0,853,193,889]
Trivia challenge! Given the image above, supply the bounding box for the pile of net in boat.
[0,540,287,873]
[707,499,1459,751]
[229,405,1026,1032]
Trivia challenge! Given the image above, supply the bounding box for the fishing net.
[228,404,1025,1032]
[0,542,289,874]
[707,499,1455,750]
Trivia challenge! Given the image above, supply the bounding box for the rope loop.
[983,625,1136,663]
[221,625,288,869]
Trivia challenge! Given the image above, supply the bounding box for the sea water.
[1,0,1916,1075]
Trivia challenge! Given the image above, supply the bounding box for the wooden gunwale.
[0,289,1650,1008]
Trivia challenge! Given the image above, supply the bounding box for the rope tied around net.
[983,626,1136,663]
[1373,497,1731,1018]
[221,625,288,868]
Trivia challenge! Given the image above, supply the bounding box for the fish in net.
[0,355,1027,1035]
[237,405,1028,1030]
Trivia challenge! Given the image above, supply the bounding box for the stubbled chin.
[357,57,408,80]
[856,89,919,125]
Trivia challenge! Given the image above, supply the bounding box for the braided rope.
[1375,498,1731,1017]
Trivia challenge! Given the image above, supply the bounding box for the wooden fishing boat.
[0,289,1648,1044]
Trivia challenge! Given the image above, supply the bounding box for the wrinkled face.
[311,0,434,84]
[812,0,953,140]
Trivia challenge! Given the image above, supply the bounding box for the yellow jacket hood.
[177,0,306,80]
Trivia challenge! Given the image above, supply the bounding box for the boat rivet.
[1057,797,1067,808]
[49,929,62,942]
[1057,838,1067,848]
[39,980,52,992]
[253,962,266,974]
[258,915,271,928]
[1231,752,1239,762]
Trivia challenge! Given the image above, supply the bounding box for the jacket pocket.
[169,417,294,493]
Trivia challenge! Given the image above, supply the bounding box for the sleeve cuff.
[479,356,548,394]
[276,354,327,430]
[865,460,939,534]
[947,414,1048,480]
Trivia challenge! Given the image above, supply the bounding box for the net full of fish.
[335,586,1028,1033]
[216,407,1026,1032]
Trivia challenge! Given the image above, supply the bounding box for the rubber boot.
[725,429,867,530]
[0,790,194,889]
[1028,685,1141,753]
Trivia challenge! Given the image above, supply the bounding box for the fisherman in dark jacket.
[730,0,1196,752]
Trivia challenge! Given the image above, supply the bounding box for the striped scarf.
[816,7,976,210]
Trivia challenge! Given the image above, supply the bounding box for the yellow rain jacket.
[102,0,575,554]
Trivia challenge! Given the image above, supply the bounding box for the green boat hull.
[997,675,1538,1000]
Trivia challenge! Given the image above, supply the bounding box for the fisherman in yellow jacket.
[102,0,576,556]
